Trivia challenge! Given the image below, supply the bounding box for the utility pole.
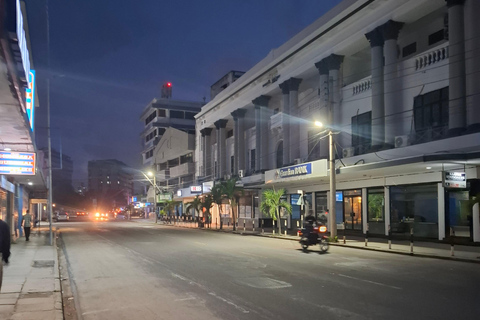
[46,0,53,246]
[154,169,157,224]
[329,130,337,238]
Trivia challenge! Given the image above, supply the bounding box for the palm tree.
[221,178,244,231]
[163,199,178,221]
[210,184,225,229]
[186,196,203,226]
[201,195,215,228]
[260,188,292,235]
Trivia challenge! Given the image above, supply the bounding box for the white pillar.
[472,203,480,242]
[447,0,467,134]
[362,188,368,234]
[366,28,385,149]
[315,59,330,159]
[437,182,446,240]
[279,81,290,166]
[384,186,390,236]
[252,95,271,172]
[464,0,480,131]
[200,128,213,178]
[382,20,404,146]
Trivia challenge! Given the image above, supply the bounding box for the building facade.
[88,159,134,209]
[140,98,204,166]
[195,0,480,242]
[0,0,47,237]
[210,70,245,100]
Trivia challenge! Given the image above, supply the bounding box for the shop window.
[290,194,301,219]
[402,42,417,57]
[390,184,438,238]
[351,111,371,155]
[368,188,384,222]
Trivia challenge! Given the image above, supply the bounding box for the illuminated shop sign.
[202,181,213,193]
[0,151,36,175]
[177,190,182,197]
[190,186,202,193]
[16,0,30,79]
[25,70,35,130]
[275,163,312,179]
[443,171,466,189]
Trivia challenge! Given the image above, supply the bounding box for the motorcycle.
[298,225,329,253]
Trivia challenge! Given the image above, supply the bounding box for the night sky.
[25,0,342,186]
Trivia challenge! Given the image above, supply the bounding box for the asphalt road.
[58,221,480,320]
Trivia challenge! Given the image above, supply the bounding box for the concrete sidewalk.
[0,228,63,320]
[136,218,480,263]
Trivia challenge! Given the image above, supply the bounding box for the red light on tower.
[161,82,172,99]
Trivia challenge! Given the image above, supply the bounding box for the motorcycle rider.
[304,215,317,243]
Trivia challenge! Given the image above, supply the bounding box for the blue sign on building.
[276,163,312,179]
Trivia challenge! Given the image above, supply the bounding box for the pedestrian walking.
[22,210,32,241]
[0,218,11,292]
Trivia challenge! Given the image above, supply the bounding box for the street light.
[143,171,158,224]
[315,121,337,238]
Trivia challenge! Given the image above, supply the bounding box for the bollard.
[365,223,369,247]
[284,220,287,236]
[244,219,246,232]
[343,222,346,244]
[261,219,264,234]
[297,221,299,228]
[253,220,255,232]
[388,224,392,249]
[410,227,414,255]
[450,227,455,257]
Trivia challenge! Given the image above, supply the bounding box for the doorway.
[343,190,362,231]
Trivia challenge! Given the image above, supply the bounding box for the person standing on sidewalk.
[0,218,11,291]
[22,210,32,241]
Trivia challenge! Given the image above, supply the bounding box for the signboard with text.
[443,171,466,189]
[190,186,202,193]
[0,151,35,175]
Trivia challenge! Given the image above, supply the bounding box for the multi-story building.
[195,0,480,242]
[0,0,47,235]
[140,98,204,166]
[88,159,134,209]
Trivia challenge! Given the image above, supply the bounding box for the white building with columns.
[195,0,480,242]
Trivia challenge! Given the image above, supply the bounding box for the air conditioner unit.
[293,158,303,165]
[395,135,411,148]
[238,170,244,178]
[343,147,355,158]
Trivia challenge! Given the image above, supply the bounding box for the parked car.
[54,211,69,222]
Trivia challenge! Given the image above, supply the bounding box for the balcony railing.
[415,45,448,71]
[169,162,194,178]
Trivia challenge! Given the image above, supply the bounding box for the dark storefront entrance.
[343,190,362,231]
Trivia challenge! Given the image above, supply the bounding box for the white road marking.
[337,273,402,290]
[194,241,207,246]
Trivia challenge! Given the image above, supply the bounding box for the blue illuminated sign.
[275,163,312,179]
[16,0,30,79]
[336,191,343,202]
[25,70,35,130]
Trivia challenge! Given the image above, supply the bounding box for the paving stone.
[10,309,57,320]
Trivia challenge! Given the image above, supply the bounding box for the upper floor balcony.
[169,162,195,178]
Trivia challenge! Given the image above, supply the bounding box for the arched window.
[276,141,283,168]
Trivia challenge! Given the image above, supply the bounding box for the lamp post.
[147,171,157,224]
[315,121,337,238]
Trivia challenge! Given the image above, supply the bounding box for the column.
[446,0,466,135]
[315,59,330,159]
[231,109,247,175]
[382,20,404,147]
[288,78,302,163]
[437,183,446,240]
[326,54,344,126]
[384,186,390,236]
[214,119,228,179]
[279,81,290,166]
[200,128,212,178]
[252,95,271,172]
[366,27,385,149]
[464,0,480,132]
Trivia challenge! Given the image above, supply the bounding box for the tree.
[260,188,292,235]
[210,184,225,229]
[163,199,178,220]
[220,178,244,231]
[202,195,215,227]
[186,196,203,226]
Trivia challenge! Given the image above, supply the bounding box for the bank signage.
[265,159,327,184]
[190,186,202,193]
[443,171,466,189]
[276,163,312,179]
[0,151,35,175]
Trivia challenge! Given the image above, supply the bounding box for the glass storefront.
[368,188,385,234]
[315,192,327,225]
[0,190,6,221]
[343,189,362,231]
[390,183,438,239]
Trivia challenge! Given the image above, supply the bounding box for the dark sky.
[26,0,342,186]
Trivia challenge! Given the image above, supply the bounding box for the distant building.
[210,70,245,100]
[140,98,203,166]
[88,159,133,209]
